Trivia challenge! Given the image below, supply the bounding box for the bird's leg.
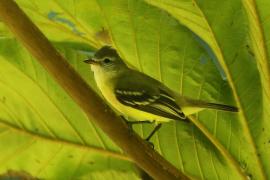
[144,123,162,149]
[145,123,162,141]
[120,116,153,130]
[121,116,161,148]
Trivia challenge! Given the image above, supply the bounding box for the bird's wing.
[114,72,186,121]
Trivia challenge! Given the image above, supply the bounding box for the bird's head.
[84,46,127,74]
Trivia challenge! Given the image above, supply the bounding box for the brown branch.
[0,1,189,179]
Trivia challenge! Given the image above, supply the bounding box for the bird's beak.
[83,59,99,65]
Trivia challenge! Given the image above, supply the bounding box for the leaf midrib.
[0,120,131,162]
[191,0,266,179]
[243,0,270,101]
[0,66,105,148]
[147,0,267,178]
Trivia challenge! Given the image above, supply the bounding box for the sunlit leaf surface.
[0,0,269,179]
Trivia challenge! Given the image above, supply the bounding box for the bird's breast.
[93,70,172,122]
[93,70,125,113]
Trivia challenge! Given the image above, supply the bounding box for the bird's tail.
[184,98,239,112]
[198,102,238,112]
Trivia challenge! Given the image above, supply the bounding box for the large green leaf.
[145,0,270,179]
[241,1,270,178]
[0,0,268,179]
[0,39,137,179]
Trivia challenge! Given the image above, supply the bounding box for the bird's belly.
[98,83,171,123]
[116,102,172,123]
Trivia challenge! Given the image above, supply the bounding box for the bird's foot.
[146,141,155,149]
[120,116,161,149]
[144,123,162,149]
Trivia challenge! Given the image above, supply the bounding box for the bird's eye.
[103,58,111,63]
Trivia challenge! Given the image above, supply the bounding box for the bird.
[84,46,238,140]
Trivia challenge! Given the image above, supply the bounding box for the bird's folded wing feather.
[114,73,186,121]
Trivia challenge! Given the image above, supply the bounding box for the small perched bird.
[84,46,238,140]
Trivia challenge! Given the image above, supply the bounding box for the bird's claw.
[120,116,133,130]
[146,140,155,149]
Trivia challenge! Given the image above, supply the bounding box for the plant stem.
[0,0,189,179]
